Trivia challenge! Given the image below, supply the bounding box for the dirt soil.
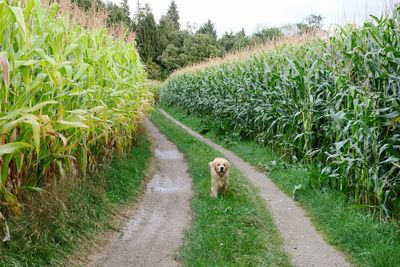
[159,109,350,267]
[91,119,193,267]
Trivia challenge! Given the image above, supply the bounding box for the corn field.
[161,8,400,217]
[0,0,152,216]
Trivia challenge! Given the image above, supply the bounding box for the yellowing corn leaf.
[0,142,32,156]
[58,120,89,129]
[1,188,22,216]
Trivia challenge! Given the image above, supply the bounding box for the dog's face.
[209,158,230,176]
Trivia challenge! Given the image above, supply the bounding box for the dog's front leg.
[210,183,218,198]
[222,181,228,194]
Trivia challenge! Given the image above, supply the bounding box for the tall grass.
[0,0,152,217]
[160,8,400,218]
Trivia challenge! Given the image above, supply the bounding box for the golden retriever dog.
[209,158,230,197]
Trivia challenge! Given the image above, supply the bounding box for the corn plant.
[0,0,152,216]
[161,8,400,218]
[146,80,163,103]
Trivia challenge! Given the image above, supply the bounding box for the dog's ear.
[224,161,230,171]
[208,160,214,168]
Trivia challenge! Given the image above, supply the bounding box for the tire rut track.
[158,108,350,267]
[92,119,193,267]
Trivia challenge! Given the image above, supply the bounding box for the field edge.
[0,127,154,266]
[159,105,400,267]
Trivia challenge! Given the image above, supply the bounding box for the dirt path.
[92,119,193,267]
[159,109,350,267]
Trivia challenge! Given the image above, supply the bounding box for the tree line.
[72,0,323,80]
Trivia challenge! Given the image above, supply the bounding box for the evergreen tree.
[156,15,178,56]
[136,4,158,63]
[120,0,132,27]
[166,1,180,30]
[133,0,145,22]
[219,31,236,53]
[107,2,126,27]
[232,28,251,51]
[197,19,217,40]
[154,1,183,78]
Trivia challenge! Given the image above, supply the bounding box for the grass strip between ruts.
[151,109,291,266]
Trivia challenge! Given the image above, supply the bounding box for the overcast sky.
[113,0,394,36]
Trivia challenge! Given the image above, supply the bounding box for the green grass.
[0,132,152,266]
[161,105,400,267]
[150,110,291,266]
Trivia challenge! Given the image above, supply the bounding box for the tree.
[156,15,181,56]
[71,0,104,11]
[252,27,283,44]
[155,2,183,77]
[107,2,127,27]
[133,0,145,22]
[160,44,184,71]
[297,14,324,34]
[219,31,236,53]
[146,61,161,80]
[166,1,180,30]
[218,29,254,54]
[158,30,190,77]
[182,33,222,64]
[232,28,251,51]
[306,14,324,30]
[197,19,217,40]
[120,0,132,27]
[136,4,158,62]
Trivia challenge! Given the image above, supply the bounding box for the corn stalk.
[161,7,400,218]
[0,0,152,217]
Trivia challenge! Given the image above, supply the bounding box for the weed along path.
[158,109,350,267]
[93,119,193,267]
